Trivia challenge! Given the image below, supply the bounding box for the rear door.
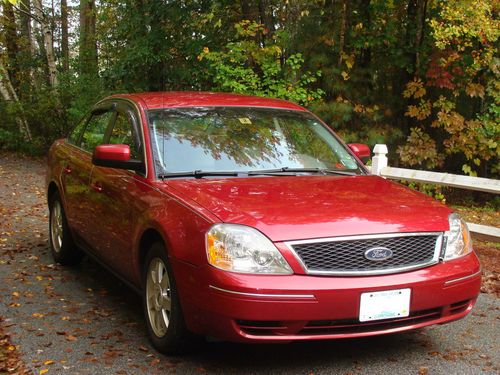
[87,101,147,277]
[62,104,115,243]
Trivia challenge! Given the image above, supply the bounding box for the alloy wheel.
[146,257,172,338]
[50,200,64,253]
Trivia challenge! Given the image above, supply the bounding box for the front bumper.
[173,252,481,342]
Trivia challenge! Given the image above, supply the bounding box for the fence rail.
[369,144,499,243]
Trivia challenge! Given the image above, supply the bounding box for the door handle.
[63,165,72,174]
[91,182,103,193]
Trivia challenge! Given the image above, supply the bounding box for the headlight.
[443,213,473,260]
[206,224,293,274]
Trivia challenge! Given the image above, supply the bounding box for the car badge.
[364,247,393,261]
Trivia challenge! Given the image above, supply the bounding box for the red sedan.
[46,92,481,353]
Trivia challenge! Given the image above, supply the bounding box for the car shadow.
[63,254,437,373]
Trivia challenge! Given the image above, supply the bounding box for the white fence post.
[371,144,388,175]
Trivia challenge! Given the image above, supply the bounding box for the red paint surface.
[111,91,307,111]
[46,92,481,343]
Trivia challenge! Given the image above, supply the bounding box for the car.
[46,92,481,354]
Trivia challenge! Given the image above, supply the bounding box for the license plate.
[359,288,411,322]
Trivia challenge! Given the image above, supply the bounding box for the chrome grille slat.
[286,232,442,276]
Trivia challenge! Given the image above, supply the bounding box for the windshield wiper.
[158,170,239,179]
[247,167,358,176]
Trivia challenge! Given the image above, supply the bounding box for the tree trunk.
[258,0,275,42]
[0,64,32,141]
[61,0,69,72]
[241,0,252,21]
[337,0,347,68]
[404,0,426,76]
[17,0,37,94]
[415,0,428,74]
[79,0,98,77]
[2,2,20,91]
[33,0,58,87]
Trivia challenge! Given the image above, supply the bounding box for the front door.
[87,102,147,277]
[62,107,114,243]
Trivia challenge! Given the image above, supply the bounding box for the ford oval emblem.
[364,247,393,261]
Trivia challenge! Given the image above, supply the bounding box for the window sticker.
[238,117,252,124]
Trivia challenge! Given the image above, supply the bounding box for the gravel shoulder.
[0,153,499,375]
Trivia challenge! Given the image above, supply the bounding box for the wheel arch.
[47,181,59,204]
[137,227,168,280]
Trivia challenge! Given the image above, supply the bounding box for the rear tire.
[142,242,199,354]
[48,191,83,265]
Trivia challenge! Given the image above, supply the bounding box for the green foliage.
[0,0,497,179]
[199,21,324,106]
[403,181,446,204]
[398,0,499,176]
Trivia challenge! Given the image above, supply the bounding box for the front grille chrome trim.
[285,232,443,276]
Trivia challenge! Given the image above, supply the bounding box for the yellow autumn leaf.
[7,345,16,351]
[465,83,485,98]
[39,369,49,375]
[353,104,364,113]
[414,86,426,98]
[405,105,420,118]
[341,71,349,80]
[44,360,55,365]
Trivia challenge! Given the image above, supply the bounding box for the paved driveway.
[0,154,498,374]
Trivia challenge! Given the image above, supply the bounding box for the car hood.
[164,175,451,242]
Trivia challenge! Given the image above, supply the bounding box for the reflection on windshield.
[147,107,361,175]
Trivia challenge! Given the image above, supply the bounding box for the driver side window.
[80,111,114,152]
[108,112,141,160]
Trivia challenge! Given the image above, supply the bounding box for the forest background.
[0,0,498,179]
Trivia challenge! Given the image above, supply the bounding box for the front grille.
[288,233,441,275]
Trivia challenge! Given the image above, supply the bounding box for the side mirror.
[92,144,144,173]
[348,143,371,164]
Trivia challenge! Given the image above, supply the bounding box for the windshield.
[147,107,363,175]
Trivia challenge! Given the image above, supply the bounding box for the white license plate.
[359,288,411,322]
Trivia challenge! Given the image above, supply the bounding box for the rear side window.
[80,111,114,152]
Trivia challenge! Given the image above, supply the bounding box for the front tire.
[142,242,198,354]
[48,192,83,265]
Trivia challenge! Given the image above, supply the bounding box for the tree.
[79,0,97,77]
[61,0,69,72]
[32,0,58,87]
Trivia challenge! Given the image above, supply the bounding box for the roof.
[109,91,307,111]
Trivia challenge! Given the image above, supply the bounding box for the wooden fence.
[369,144,500,243]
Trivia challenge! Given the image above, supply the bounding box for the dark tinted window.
[80,111,114,152]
